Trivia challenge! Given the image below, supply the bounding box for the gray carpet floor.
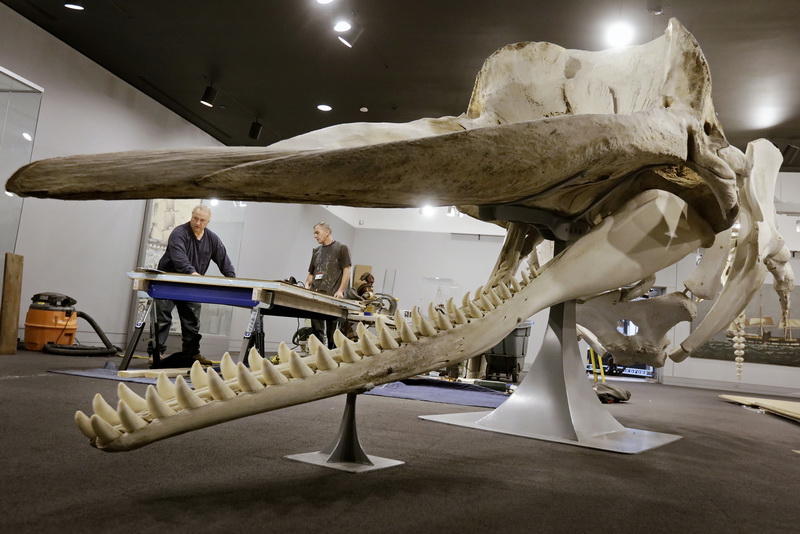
[1,350,798,533]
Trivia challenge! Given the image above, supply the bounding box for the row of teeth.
[76,272,534,447]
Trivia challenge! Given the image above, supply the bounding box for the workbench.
[119,270,363,370]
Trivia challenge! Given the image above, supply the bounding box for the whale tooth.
[91,414,122,445]
[236,362,265,392]
[247,347,264,373]
[333,329,349,348]
[479,293,496,312]
[334,329,361,362]
[340,338,361,362]
[509,277,521,293]
[378,323,400,350]
[419,317,437,337]
[220,352,238,381]
[431,307,453,330]
[411,306,423,329]
[117,383,148,413]
[357,323,382,356]
[520,270,531,286]
[451,305,468,325]
[289,351,315,378]
[307,333,323,355]
[261,357,289,385]
[277,341,295,364]
[156,372,176,400]
[314,343,339,371]
[466,300,484,319]
[475,285,484,299]
[207,367,237,400]
[175,375,206,409]
[92,393,120,425]
[118,400,149,432]
[498,282,513,300]
[461,291,472,308]
[394,310,418,343]
[357,321,380,345]
[487,286,503,307]
[146,385,177,418]
[75,410,96,440]
[190,360,208,389]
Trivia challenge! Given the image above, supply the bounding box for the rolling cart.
[484,321,533,382]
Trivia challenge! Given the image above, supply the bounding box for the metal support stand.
[286,392,405,472]
[420,300,682,454]
[118,298,153,371]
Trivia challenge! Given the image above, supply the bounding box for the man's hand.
[334,289,344,299]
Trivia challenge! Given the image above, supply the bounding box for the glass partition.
[0,67,43,300]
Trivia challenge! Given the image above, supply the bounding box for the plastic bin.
[484,320,533,382]
[24,293,78,351]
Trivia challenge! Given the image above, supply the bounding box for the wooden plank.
[719,394,800,423]
[0,253,24,355]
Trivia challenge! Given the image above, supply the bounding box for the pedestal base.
[419,411,680,454]
[421,300,681,454]
[285,392,404,473]
[286,451,404,473]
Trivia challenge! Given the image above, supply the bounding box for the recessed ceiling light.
[420,205,435,217]
[605,22,635,48]
[5,191,13,197]
[22,132,32,141]
[64,1,84,10]
[359,107,368,113]
[317,104,332,111]
[316,0,334,4]
[209,198,219,207]
[333,21,351,32]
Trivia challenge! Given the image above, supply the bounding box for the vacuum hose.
[43,310,121,356]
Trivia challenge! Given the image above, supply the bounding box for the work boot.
[192,353,214,366]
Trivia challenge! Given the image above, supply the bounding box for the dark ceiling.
[3,0,800,170]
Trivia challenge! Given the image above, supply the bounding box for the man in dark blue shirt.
[149,204,236,364]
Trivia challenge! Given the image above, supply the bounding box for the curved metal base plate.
[419,411,680,454]
[285,451,404,473]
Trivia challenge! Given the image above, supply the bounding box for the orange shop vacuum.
[24,292,119,356]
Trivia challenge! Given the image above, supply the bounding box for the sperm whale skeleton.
[7,19,793,454]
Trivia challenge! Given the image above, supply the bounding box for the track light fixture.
[337,20,364,48]
[200,85,218,107]
[249,120,263,140]
[64,1,84,10]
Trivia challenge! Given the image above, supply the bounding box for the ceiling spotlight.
[337,21,364,48]
[333,20,352,32]
[209,198,219,207]
[249,120,263,140]
[200,85,218,107]
[317,104,332,111]
[64,1,84,10]
[605,22,635,48]
[419,205,435,217]
[359,107,368,113]
[5,191,13,197]
[645,1,664,15]
[22,132,32,141]
[316,0,335,4]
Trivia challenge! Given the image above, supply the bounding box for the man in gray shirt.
[149,204,236,364]
[305,222,351,348]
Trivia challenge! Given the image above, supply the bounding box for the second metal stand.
[420,300,682,454]
[286,392,405,472]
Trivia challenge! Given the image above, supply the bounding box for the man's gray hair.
[314,222,332,233]
[193,204,212,218]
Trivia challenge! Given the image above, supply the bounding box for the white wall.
[0,4,222,345]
